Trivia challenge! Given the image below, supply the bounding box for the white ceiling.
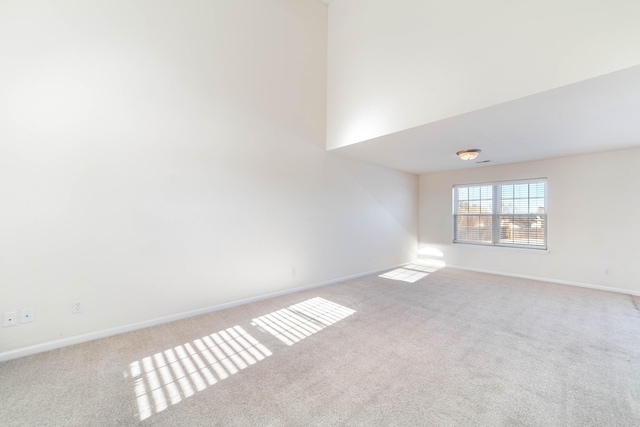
[330,65,640,175]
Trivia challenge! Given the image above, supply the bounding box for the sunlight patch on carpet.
[379,262,443,283]
[251,297,356,346]
[129,326,271,421]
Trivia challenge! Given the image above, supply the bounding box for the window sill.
[453,242,550,254]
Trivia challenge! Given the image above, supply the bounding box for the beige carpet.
[1,267,639,426]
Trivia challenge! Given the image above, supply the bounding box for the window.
[453,179,546,249]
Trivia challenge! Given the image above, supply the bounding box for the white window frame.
[453,178,547,250]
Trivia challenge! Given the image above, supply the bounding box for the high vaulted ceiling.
[332,65,640,174]
[324,0,640,175]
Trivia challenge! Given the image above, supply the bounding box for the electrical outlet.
[3,311,18,327]
[20,308,34,323]
[72,301,83,314]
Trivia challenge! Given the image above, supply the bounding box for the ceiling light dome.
[456,149,481,160]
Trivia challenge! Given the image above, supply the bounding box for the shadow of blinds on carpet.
[128,325,272,421]
[251,297,356,346]
[379,261,444,283]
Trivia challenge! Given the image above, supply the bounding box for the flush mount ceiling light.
[456,149,481,160]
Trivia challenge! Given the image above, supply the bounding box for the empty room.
[1,0,639,425]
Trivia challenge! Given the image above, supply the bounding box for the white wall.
[419,148,640,295]
[0,0,418,355]
[327,0,640,149]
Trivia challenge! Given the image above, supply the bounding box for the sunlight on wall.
[418,247,444,258]
[129,326,271,421]
[331,112,387,149]
[379,261,444,283]
[251,297,356,346]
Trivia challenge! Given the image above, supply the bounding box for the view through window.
[453,179,546,249]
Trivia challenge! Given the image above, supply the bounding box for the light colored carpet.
[1,267,639,426]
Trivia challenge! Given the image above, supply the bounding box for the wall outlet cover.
[72,301,83,314]
[3,311,18,327]
[20,308,34,323]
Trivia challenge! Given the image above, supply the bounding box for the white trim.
[452,242,550,254]
[447,264,640,297]
[0,263,409,363]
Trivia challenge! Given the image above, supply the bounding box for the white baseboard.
[0,262,408,363]
[446,264,640,297]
